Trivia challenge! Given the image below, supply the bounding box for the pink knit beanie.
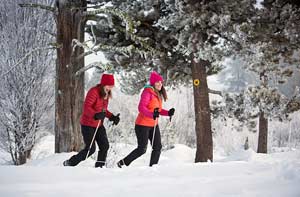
[149,71,163,86]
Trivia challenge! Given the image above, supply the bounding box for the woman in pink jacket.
[117,71,175,167]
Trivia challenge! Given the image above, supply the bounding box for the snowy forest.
[0,0,300,197]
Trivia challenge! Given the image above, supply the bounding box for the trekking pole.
[149,115,159,167]
[151,109,159,148]
[151,118,158,148]
[85,109,105,160]
[165,115,173,131]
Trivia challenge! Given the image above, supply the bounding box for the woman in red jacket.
[63,74,120,168]
[117,71,175,167]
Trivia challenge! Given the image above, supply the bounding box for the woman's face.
[104,85,114,93]
[154,81,163,91]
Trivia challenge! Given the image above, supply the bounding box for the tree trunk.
[55,0,86,153]
[18,152,27,165]
[191,58,213,162]
[26,149,32,159]
[257,111,268,153]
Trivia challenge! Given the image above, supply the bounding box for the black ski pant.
[68,125,109,167]
[123,124,162,167]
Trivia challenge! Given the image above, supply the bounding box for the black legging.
[123,124,162,166]
[68,125,109,167]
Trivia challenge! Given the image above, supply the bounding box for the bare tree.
[0,0,55,165]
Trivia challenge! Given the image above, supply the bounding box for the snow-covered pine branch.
[19,3,57,13]
[75,61,112,76]
[70,7,161,66]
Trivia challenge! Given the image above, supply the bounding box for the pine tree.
[150,0,255,162]
[234,0,300,153]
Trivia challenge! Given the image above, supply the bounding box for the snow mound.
[217,148,258,162]
[161,144,195,163]
[277,162,300,181]
[24,143,196,167]
[25,152,77,167]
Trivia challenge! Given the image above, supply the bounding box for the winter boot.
[117,160,125,168]
[63,160,71,166]
[95,161,105,168]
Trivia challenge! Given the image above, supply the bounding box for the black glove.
[153,108,160,120]
[109,114,120,125]
[94,111,106,120]
[168,108,175,116]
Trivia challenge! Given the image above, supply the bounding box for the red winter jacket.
[80,85,113,128]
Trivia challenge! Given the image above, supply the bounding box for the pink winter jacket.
[135,87,169,127]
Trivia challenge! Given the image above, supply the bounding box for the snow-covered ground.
[0,135,300,197]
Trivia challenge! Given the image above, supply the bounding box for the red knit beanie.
[100,74,115,86]
[150,71,163,86]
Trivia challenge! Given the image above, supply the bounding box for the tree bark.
[257,111,268,153]
[18,152,27,165]
[55,0,86,153]
[191,58,213,162]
